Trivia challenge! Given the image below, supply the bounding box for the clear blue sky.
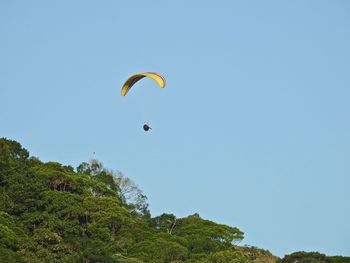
[1,0,349,257]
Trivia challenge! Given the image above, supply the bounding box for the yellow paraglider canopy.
[121,72,166,96]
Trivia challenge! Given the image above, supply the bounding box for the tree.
[77,159,119,192]
[76,160,149,215]
[173,214,244,254]
[0,138,29,186]
[113,171,149,215]
[210,250,252,263]
[130,237,189,262]
[0,211,25,262]
[280,251,328,263]
[151,214,177,234]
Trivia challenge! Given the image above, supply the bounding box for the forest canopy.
[0,138,349,263]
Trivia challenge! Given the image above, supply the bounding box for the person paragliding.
[143,122,152,131]
[120,72,166,131]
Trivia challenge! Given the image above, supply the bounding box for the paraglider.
[143,123,152,131]
[121,72,166,131]
[121,72,166,96]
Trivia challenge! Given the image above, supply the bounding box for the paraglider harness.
[143,123,152,131]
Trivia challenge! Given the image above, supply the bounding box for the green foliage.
[330,256,350,263]
[173,214,244,254]
[152,213,177,234]
[1,138,349,263]
[130,236,189,262]
[0,211,26,262]
[238,245,277,263]
[210,250,252,263]
[111,253,144,262]
[0,212,21,250]
[0,138,29,187]
[280,251,350,263]
[0,138,29,162]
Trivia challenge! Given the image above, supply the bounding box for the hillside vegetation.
[0,138,349,263]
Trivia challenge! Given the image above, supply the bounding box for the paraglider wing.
[121,72,166,96]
